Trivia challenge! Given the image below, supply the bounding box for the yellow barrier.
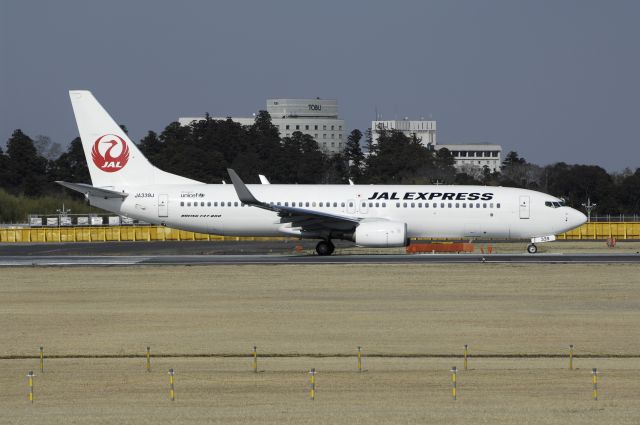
[557,222,640,240]
[1,223,640,243]
[0,226,288,243]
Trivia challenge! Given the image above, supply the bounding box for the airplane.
[58,91,587,256]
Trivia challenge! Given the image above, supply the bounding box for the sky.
[1,0,639,171]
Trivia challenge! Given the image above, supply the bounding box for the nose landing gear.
[527,243,538,254]
[316,240,335,256]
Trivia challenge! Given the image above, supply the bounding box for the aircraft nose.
[570,208,587,227]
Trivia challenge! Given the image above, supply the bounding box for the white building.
[436,144,502,173]
[371,119,436,147]
[179,98,346,154]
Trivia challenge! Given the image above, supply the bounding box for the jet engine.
[354,221,408,247]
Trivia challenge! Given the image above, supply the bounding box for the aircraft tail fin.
[68,90,200,188]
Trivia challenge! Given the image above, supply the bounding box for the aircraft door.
[158,194,168,217]
[519,195,530,219]
[347,199,356,214]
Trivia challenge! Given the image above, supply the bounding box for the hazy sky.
[1,0,638,171]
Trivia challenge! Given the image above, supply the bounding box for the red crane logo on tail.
[91,134,130,172]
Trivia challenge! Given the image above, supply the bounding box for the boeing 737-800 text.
[58,91,587,255]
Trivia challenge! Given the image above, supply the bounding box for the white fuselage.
[90,184,586,240]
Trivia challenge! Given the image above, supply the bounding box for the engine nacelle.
[354,221,408,248]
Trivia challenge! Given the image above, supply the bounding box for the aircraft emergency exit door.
[519,195,530,219]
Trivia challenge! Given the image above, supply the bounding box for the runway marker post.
[309,368,316,400]
[451,366,457,400]
[569,345,574,370]
[168,368,176,401]
[27,371,34,403]
[357,346,362,372]
[253,346,258,373]
[146,346,151,372]
[464,345,468,370]
[39,346,44,373]
[592,368,598,400]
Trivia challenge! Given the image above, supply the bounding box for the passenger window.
[403,203,407,208]
[476,203,480,208]
[348,202,353,207]
[382,202,386,207]
[448,203,452,208]
[462,203,466,208]
[411,203,415,208]
[469,203,473,208]
[341,202,345,207]
[497,203,501,208]
[312,202,316,207]
[285,202,289,207]
[207,202,211,207]
[227,202,232,207]
[333,202,338,207]
[201,202,205,207]
[396,202,400,208]
[425,203,429,208]
[483,203,487,208]
[319,202,323,207]
[180,202,184,207]
[375,202,379,208]
[369,202,373,207]
[433,203,437,208]
[441,203,445,208]
[187,202,192,207]
[234,202,238,207]
[490,203,494,208]
[455,203,459,208]
[277,202,281,206]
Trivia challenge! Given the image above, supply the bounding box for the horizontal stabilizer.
[56,181,128,199]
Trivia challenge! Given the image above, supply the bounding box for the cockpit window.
[545,200,566,208]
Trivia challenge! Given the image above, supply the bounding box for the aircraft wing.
[227,169,362,233]
[56,181,128,199]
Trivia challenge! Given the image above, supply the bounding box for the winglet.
[227,169,261,205]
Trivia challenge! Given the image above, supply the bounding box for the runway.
[2,253,640,266]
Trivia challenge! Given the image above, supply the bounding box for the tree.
[138,130,164,165]
[249,110,285,181]
[500,151,542,188]
[618,168,640,213]
[4,129,47,196]
[0,145,7,190]
[34,135,62,160]
[363,130,433,184]
[544,163,616,211]
[502,151,526,167]
[49,137,91,183]
[279,132,325,184]
[344,129,364,181]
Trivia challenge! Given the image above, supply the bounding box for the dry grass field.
[0,264,639,424]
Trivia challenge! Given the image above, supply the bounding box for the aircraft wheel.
[527,243,538,254]
[316,241,334,256]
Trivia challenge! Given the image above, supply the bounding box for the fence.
[1,222,640,243]
[0,226,284,243]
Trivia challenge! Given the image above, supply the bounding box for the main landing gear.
[527,243,538,254]
[316,240,335,256]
